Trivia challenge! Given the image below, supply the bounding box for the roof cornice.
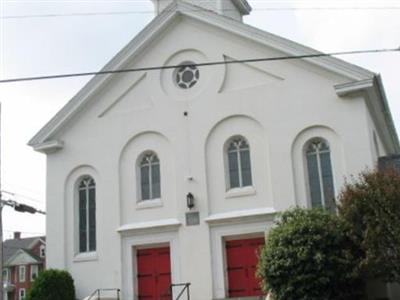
[29,0,377,149]
[335,76,400,154]
[33,140,64,153]
[28,3,180,148]
[334,78,374,96]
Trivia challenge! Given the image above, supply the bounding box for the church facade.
[29,1,399,299]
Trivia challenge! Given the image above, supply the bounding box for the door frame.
[135,245,172,300]
[121,231,181,300]
[209,220,272,299]
[224,236,265,298]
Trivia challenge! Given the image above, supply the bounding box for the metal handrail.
[87,288,121,300]
[170,283,191,300]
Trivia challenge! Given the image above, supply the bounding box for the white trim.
[136,198,163,210]
[5,249,41,266]
[225,186,256,199]
[334,78,374,96]
[335,76,399,154]
[39,244,46,258]
[28,2,179,148]
[73,251,98,263]
[121,230,181,300]
[117,218,181,234]
[30,265,39,282]
[29,0,381,150]
[18,266,26,283]
[19,288,26,300]
[32,140,64,153]
[205,207,276,225]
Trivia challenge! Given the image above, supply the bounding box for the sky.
[0,0,399,239]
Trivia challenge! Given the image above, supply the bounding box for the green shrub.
[27,269,75,300]
[338,169,400,283]
[257,208,362,300]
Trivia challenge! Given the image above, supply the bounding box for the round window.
[175,62,200,89]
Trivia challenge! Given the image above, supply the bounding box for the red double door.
[226,237,265,298]
[137,247,172,300]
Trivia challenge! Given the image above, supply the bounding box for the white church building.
[29,0,399,299]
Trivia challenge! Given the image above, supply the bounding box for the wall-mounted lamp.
[186,193,195,210]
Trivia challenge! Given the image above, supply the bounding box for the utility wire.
[3,231,45,236]
[2,6,400,19]
[1,190,43,204]
[0,47,399,84]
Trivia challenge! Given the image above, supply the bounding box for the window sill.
[73,252,98,263]
[225,186,256,199]
[136,198,163,210]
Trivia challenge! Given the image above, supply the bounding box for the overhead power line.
[0,47,399,84]
[2,6,400,19]
[1,189,43,204]
[3,230,45,236]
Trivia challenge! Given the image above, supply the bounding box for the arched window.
[78,176,96,253]
[227,137,253,189]
[140,152,161,200]
[305,139,336,212]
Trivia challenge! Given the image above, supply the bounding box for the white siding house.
[29,1,399,299]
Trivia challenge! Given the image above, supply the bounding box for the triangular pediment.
[28,0,398,153]
[6,249,41,266]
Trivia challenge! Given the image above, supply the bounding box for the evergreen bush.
[27,269,76,300]
[257,208,362,300]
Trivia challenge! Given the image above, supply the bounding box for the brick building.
[2,232,46,300]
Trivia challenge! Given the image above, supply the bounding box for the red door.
[137,247,172,300]
[226,237,265,297]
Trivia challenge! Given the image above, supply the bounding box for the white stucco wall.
[43,15,391,300]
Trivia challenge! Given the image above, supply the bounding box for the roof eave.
[28,1,377,148]
[335,76,400,154]
[374,74,400,153]
[28,3,182,148]
[32,140,64,154]
[5,249,42,267]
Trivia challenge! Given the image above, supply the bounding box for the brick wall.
[7,240,45,300]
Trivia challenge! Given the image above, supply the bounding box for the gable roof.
[3,236,45,263]
[5,249,43,267]
[28,0,399,153]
